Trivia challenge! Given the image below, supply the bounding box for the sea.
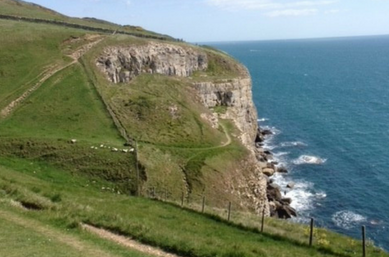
[209,35,389,250]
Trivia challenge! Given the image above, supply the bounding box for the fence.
[0,14,175,42]
[141,186,379,257]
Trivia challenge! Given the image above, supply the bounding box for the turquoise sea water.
[210,35,389,249]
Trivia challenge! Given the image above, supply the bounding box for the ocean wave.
[285,181,315,212]
[315,191,327,199]
[292,155,327,165]
[279,141,307,148]
[270,174,316,212]
[273,151,290,157]
[332,210,367,230]
[271,152,290,167]
[261,126,281,135]
[257,118,269,122]
[262,142,276,151]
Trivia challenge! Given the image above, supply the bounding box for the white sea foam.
[273,151,290,157]
[270,173,317,212]
[332,210,367,229]
[258,123,325,214]
[271,151,290,167]
[261,125,281,135]
[315,191,327,199]
[280,141,308,148]
[262,141,276,151]
[257,118,269,122]
[292,155,327,165]
[285,182,316,211]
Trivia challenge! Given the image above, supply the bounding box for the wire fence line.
[142,186,379,257]
[0,14,176,41]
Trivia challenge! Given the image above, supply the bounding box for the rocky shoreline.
[255,126,297,219]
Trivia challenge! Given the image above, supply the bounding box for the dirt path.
[0,36,104,118]
[0,209,120,257]
[219,122,232,147]
[82,224,180,257]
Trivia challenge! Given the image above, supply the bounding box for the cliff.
[96,42,208,83]
[96,41,269,214]
[193,77,257,150]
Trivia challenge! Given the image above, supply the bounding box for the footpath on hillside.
[0,208,120,257]
[0,36,104,118]
[0,206,181,257]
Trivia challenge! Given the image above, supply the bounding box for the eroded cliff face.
[97,42,257,148]
[96,42,208,83]
[193,77,257,150]
[96,42,269,215]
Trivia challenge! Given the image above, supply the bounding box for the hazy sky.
[26,0,389,42]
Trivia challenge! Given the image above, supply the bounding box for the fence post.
[135,141,139,196]
[202,196,205,213]
[261,207,265,233]
[309,218,314,246]
[362,225,366,257]
[227,202,232,221]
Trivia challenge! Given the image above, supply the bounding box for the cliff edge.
[94,41,270,215]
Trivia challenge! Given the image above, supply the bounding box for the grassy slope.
[82,36,254,206]
[0,19,138,192]
[0,2,386,256]
[0,19,77,110]
[0,63,122,144]
[0,0,170,38]
[0,160,387,257]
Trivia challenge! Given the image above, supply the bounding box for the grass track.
[0,162,387,257]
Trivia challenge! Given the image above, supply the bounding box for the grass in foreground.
[0,159,387,257]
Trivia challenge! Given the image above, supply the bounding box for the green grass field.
[0,63,122,144]
[0,160,387,257]
[0,1,387,256]
[0,0,169,38]
[0,19,80,110]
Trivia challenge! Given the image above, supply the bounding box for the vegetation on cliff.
[0,1,387,256]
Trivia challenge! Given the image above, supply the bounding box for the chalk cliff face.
[96,42,208,83]
[193,77,257,150]
[97,42,257,148]
[96,42,268,214]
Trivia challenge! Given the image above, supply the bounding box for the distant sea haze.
[210,35,389,250]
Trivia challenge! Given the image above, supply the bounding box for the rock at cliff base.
[277,166,288,173]
[286,182,295,189]
[267,186,282,202]
[262,168,275,177]
[281,198,292,205]
[277,205,297,219]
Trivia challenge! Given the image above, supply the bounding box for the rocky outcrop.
[267,182,297,219]
[192,77,258,149]
[96,42,208,83]
[96,42,269,216]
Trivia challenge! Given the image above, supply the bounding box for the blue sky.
[27,0,389,42]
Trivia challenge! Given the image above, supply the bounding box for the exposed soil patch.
[82,223,180,257]
[19,200,44,210]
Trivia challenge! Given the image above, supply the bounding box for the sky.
[26,0,389,42]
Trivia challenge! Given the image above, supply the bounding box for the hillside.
[0,0,266,211]
[0,0,170,38]
[0,1,387,256]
